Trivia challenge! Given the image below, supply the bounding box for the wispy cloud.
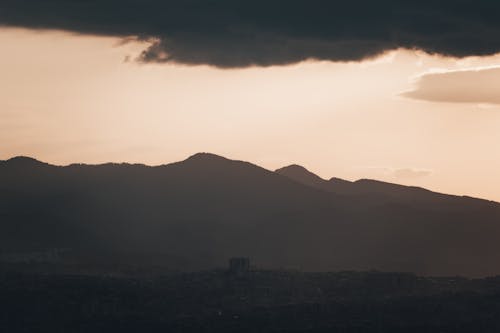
[392,168,433,180]
[356,166,433,180]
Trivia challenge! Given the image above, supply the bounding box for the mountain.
[276,164,465,203]
[275,164,327,189]
[1,153,500,276]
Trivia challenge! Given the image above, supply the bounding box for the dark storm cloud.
[1,0,500,67]
[403,67,500,105]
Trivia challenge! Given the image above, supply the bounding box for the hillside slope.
[1,154,499,276]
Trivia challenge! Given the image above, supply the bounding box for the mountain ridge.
[275,162,494,204]
[1,153,499,276]
[3,154,495,203]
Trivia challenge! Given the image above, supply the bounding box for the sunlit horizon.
[1,27,499,202]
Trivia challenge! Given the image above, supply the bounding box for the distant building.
[229,257,250,274]
[0,248,68,264]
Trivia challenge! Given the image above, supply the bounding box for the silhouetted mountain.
[275,165,327,189]
[276,164,464,203]
[2,156,48,168]
[1,154,500,276]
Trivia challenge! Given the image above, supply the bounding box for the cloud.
[392,168,433,180]
[2,1,500,67]
[357,166,433,180]
[403,66,500,104]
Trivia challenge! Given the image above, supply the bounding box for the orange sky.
[1,28,499,201]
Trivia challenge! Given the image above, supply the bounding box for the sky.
[1,1,500,202]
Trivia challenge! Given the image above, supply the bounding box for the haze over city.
[2,2,500,332]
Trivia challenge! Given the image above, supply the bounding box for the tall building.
[229,257,250,274]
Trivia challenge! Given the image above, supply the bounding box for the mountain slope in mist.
[1,153,499,276]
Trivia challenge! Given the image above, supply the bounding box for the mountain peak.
[275,164,326,188]
[185,152,229,162]
[276,164,310,173]
[4,156,46,167]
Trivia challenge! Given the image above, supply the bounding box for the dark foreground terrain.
[3,266,500,332]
